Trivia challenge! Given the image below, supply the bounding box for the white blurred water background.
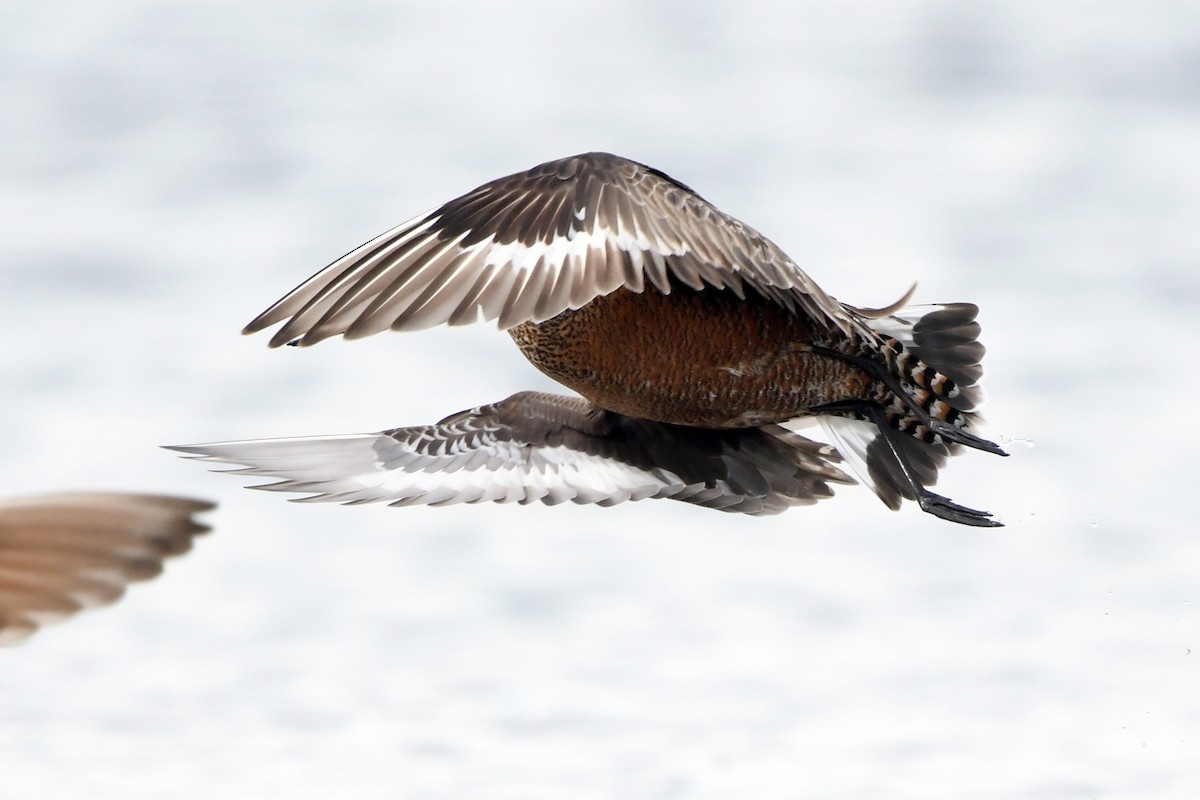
[2,2,1197,798]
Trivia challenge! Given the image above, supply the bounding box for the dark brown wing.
[245,152,860,347]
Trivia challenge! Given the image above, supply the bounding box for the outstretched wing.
[169,391,853,515]
[245,152,861,347]
[0,493,213,646]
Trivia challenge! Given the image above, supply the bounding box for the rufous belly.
[508,285,879,428]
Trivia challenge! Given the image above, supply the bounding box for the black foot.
[927,419,1009,457]
[918,490,1004,528]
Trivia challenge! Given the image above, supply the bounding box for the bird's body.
[508,279,875,428]
[174,152,1006,525]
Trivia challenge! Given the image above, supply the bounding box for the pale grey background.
[2,1,1197,798]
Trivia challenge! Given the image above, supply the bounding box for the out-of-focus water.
[2,2,1197,798]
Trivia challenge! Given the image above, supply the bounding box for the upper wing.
[169,391,853,515]
[244,152,861,347]
[0,493,214,646]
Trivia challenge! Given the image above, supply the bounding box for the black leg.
[926,418,1009,456]
[814,399,1003,528]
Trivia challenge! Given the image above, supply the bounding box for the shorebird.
[0,493,212,645]
[172,152,1006,525]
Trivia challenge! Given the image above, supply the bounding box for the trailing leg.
[812,399,1002,527]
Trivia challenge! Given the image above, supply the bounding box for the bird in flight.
[0,493,213,645]
[172,152,1006,525]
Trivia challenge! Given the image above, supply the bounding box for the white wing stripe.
[247,153,868,346]
[176,435,691,509]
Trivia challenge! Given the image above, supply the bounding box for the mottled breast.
[507,285,879,428]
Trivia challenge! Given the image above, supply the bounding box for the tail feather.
[864,302,987,416]
[910,303,985,394]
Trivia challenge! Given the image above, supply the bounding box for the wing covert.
[170,391,853,515]
[245,153,861,347]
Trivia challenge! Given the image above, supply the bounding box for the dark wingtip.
[242,312,304,348]
[242,310,278,337]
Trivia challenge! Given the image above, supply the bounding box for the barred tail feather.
[864,302,987,416]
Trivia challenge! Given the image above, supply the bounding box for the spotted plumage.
[175,152,1007,525]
